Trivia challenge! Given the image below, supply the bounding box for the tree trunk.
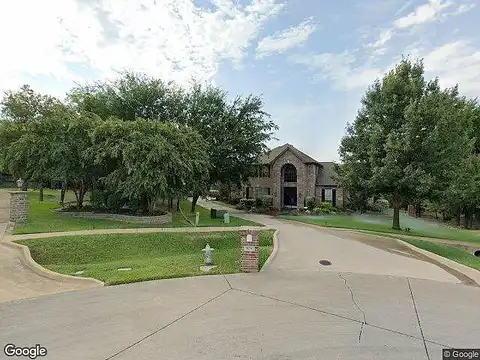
[60,181,66,205]
[176,198,180,211]
[191,192,200,213]
[226,183,232,203]
[463,209,469,229]
[392,206,401,230]
[39,184,44,202]
[392,197,401,230]
[168,197,173,212]
[140,195,149,214]
[456,211,461,227]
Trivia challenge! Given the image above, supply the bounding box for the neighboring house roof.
[258,143,320,165]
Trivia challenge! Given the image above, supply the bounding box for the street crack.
[339,274,367,343]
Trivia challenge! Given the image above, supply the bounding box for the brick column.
[407,204,415,217]
[240,230,259,273]
[10,191,28,223]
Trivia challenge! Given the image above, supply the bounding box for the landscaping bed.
[16,230,275,285]
[55,208,172,224]
[14,190,261,234]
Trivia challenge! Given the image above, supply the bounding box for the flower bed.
[55,209,172,224]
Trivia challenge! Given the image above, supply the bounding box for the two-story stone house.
[238,143,344,209]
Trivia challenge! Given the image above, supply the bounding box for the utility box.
[216,210,227,219]
[210,208,217,219]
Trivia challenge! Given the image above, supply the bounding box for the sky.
[0,0,479,162]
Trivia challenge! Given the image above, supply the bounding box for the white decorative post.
[195,212,200,226]
[223,212,230,224]
[202,244,214,265]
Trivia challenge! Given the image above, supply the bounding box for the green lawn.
[17,230,275,285]
[281,213,480,244]
[367,232,480,271]
[14,190,260,234]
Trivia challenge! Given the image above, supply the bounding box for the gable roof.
[316,162,337,185]
[258,143,320,165]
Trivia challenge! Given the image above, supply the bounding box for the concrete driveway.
[1,273,478,360]
[1,198,479,359]
[0,191,99,303]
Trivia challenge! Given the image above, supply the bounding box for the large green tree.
[338,59,473,230]
[68,73,277,212]
[68,72,186,122]
[183,83,277,211]
[1,85,70,197]
[91,118,209,214]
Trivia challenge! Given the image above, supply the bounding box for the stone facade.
[240,230,259,273]
[9,191,28,223]
[55,210,172,224]
[239,144,344,209]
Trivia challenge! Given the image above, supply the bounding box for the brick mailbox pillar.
[241,230,259,273]
[10,191,28,223]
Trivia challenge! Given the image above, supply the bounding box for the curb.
[393,238,480,286]
[260,229,279,272]
[4,240,104,287]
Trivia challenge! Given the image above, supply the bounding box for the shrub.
[367,198,390,213]
[208,189,220,199]
[305,196,316,210]
[259,195,274,208]
[229,197,241,205]
[238,198,256,210]
[90,189,107,209]
[313,201,336,215]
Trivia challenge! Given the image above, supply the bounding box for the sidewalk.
[7,225,271,242]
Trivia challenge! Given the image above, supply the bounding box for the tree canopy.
[0,72,276,214]
[337,58,480,229]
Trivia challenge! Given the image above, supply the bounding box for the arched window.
[283,164,297,182]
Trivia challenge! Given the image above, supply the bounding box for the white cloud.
[452,3,477,15]
[369,29,394,48]
[366,0,476,58]
[255,17,317,58]
[393,1,414,17]
[393,0,453,28]
[291,38,480,96]
[421,40,480,95]
[289,51,385,91]
[0,0,284,94]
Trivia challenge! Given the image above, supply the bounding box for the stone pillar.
[240,230,259,273]
[407,204,415,217]
[10,191,28,223]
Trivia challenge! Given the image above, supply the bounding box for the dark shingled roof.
[258,143,320,165]
[316,162,337,185]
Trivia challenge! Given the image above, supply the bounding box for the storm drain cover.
[319,260,332,266]
[474,249,480,257]
[117,267,132,271]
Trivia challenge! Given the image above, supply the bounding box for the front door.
[283,187,297,207]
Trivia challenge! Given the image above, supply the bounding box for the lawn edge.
[395,238,480,285]
[260,229,279,272]
[363,232,480,285]
[280,216,480,244]
[3,238,105,287]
